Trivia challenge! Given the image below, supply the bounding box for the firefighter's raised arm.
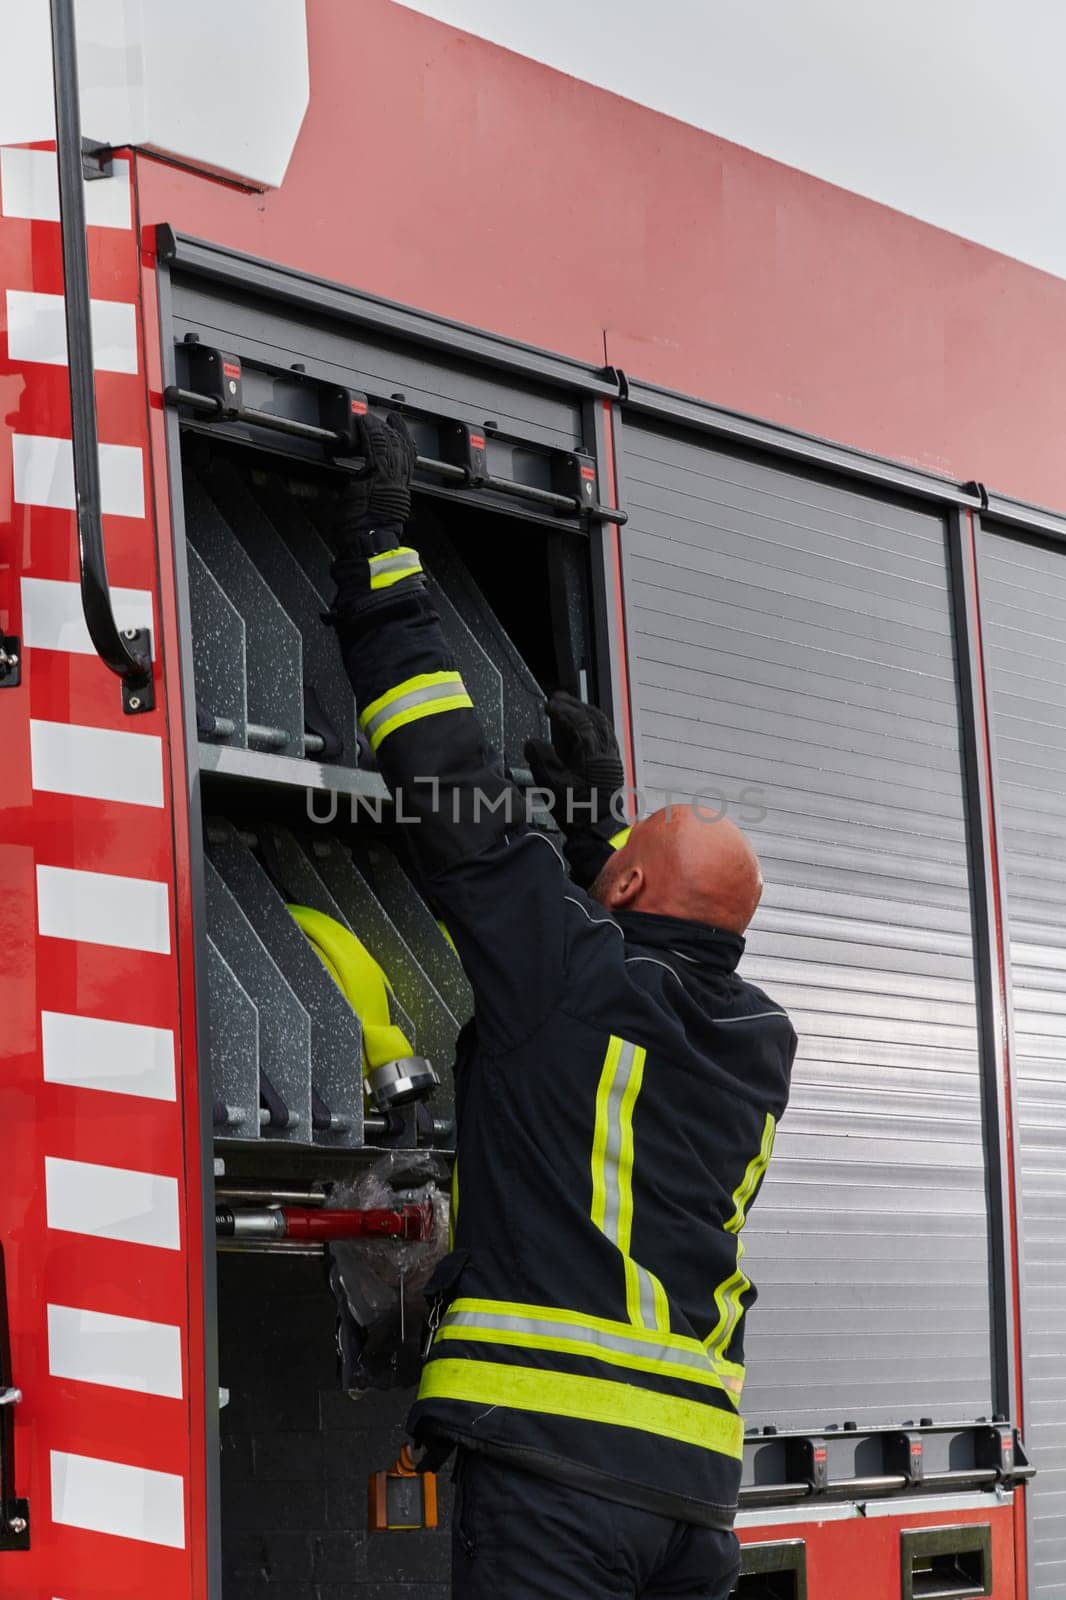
[328,411,615,1049]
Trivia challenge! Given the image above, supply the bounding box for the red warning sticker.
[351,399,368,414]
[470,434,486,451]
[580,465,596,480]
[222,361,241,380]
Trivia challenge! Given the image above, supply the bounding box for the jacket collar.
[613,908,745,973]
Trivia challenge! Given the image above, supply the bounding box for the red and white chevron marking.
[0,142,206,1598]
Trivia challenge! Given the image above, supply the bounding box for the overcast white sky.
[397,0,1066,280]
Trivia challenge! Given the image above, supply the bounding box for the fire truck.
[1,2,1062,1597]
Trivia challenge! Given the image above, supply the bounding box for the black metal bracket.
[0,637,20,688]
[165,342,628,528]
[962,479,991,512]
[120,629,155,713]
[739,1418,1034,1510]
[81,137,113,180]
[0,1247,29,1551]
[50,0,155,715]
[602,365,630,402]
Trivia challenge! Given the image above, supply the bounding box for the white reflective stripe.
[714,1011,790,1024]
[625,954,684,987]
[13,434,145,517]
[45,1156,181,1251]
[591,1036,667,1331]
[360,675,471,748]
[50,1451,185,1548]
[36,864,171,954]
[563,894,623,936]
[6,290,138,373]
[0,149,132,228]
[442,1307,720,1382]
[20,577,154,657]
[30,719,164,808]
[47,1304,183,1398]
[368,547,422,589]
[41,1010,176,1102]
[368,547,420,571]
[598,1038,634,1243]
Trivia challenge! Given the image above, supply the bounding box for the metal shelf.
[198,741,388,800]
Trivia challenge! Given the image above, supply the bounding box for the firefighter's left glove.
[328,411,425,632]
[332,411,418,549]
[526,691,625,839]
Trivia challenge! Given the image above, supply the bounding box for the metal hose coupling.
[366,1054,440,1110]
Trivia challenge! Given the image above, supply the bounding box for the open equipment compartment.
[160,238,616,1597]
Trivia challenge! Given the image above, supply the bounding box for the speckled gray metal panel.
[424,570,505,754]
[186,542,247,747]
[184,469,305,756]
[978,526,1066,1600]
[205,859,313,1143]
[352,837,474,1027]
[414,524,548,767]
[206,937,259,1138]
[204,460,360,767]
[621,419,991,1430]
[247,474,337,597]
[208,822,365,1147]
[244,471,506,755]
[307,836,457,1119]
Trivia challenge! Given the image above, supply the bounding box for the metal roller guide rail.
[164,384,627,523]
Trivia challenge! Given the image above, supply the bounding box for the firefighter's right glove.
[333,411,418,548]
[525,692,627,886]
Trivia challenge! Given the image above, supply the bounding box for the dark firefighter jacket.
[332,535,797,1531]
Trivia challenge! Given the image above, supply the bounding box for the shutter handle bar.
[166,387,628,526]
[0,1246,29,1549]
[50,0,153,715]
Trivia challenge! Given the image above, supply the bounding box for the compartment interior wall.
[218,1252,452,1600]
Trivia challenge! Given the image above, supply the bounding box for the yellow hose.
[288,904,413,1074]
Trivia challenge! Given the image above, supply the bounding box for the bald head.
[589,806,763,935]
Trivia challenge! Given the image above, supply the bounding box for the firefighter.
[328,414,797,1600]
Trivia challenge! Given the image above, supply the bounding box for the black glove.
[333,411,418,544]
[526,691,625,836]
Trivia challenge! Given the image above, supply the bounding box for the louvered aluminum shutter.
[979,526,1066,1600]
[619,418,993,1429]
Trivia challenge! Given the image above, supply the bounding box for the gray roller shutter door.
[979,527,1066,1600]
[620,419,993,1430]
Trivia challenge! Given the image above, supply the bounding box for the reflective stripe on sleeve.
[368,547,423,590]
[591,1036,670,1333]
[704,1112,776,1368]
[436,1299,740,1398]
[418,1358,744,1458]
[608,826,632,851]
[359,671,473,753]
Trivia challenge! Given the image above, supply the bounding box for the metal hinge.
[0,1248,29,1550]
[0,637,20,688]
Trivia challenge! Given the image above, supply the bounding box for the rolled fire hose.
[288,904,439,1110]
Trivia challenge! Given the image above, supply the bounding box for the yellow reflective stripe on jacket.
[359,671,473,753]
[704,1112,776,1365]
[591,1036,670,1333]
[609,826,632,851]
[436,1299,735,1399]
[368,547,423,590]
[418,1358,744,1458]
